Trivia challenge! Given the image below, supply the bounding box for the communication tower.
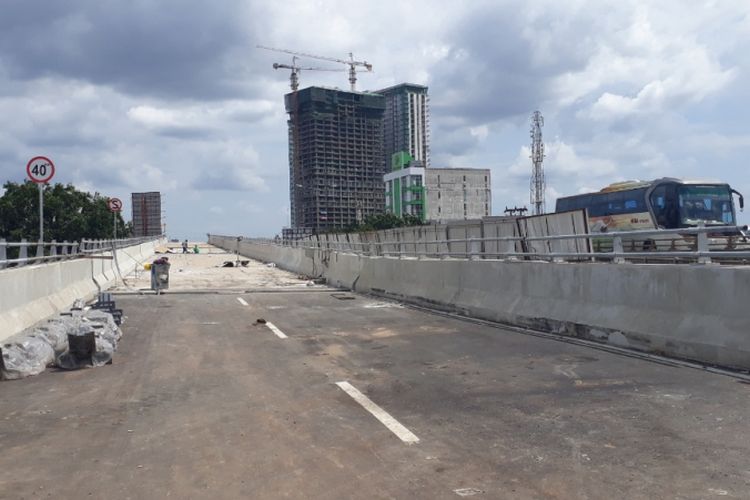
[529,111,546,215]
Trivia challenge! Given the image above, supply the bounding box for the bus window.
[678,185,734,226]
[650,185,668,227]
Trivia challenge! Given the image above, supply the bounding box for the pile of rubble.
[1,294,124,380]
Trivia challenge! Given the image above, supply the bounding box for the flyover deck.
[1,251,748,499]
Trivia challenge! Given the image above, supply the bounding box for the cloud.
[508,140,617,180]
[0,0,256,100]
[192,166,268,192]
[189,142,268,191]
[1,0,750,240]
[127,106,214,138]
[126,100,277,137]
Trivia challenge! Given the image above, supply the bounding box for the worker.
[182,239,188,253]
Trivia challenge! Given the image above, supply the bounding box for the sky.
[1,0,748,239]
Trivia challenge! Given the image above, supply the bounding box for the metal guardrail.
[0,236,162,269]
[213,225,750,265]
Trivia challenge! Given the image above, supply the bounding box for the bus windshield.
[678,185,734,226]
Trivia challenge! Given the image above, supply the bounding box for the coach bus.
[555,178,746,250]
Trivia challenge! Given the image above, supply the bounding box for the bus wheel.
[643,239,657,252]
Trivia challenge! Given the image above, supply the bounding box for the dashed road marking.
[237,297,249,306]
[265,322,288,339]
[454,488,484,496]
[335,381,419,444]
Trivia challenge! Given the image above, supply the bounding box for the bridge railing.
[0,236,162,269]
[221,225,750,265]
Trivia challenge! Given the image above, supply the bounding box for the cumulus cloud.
[189,141,268,192]
[0,0,257,100]
[508,140,617,182]
[193,166,268,192]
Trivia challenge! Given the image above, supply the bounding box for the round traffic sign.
[26,156,55,184]
[108,197,123,212]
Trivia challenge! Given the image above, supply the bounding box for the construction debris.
[1,297,124,380]
[220,260,250,268]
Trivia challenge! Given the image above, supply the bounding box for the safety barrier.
[209,232,750,371]
[0,236,163,342]
[234,223,750,265]
[0,236,160,269]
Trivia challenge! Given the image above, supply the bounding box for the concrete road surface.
[112,245,320,292]
[2,261,749,499]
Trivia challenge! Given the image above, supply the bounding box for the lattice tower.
[529,111,546,215]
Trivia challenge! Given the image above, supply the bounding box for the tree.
[342,213,426,233]
[0,181,131,241]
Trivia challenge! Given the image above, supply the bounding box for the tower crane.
[272,56,345,92]
[258,45,373,91]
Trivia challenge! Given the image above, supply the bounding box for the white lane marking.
[335,381,419,444]
[454,488,484,497]
[237,297,249,306]
[265,322,288,339]
[362,302,403,309]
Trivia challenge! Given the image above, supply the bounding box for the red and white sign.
[108,198,123,212]
[26,156,56,184]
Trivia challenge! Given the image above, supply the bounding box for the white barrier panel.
[0,239,162,342]
[210,234,750,372]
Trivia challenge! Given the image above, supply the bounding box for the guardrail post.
[613,236,626,264]
[36,241,44,264]
[697,226,711,264]
[469,238,481,260]
[19,239,28,267]
[61,240,69,257]
[50,240,58,259]
[0,239,6,269]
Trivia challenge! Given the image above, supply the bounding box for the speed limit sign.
[108,198,123,212]
[26,156,56,184]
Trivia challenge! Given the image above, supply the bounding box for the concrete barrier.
[209,235,750,371]
[0,239,162,342]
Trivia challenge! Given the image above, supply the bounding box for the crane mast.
[272,56,344,92]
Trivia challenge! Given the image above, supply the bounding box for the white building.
[425,168,491,222]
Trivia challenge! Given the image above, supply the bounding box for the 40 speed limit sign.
[26,156,56,184]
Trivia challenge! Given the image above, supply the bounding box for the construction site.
[131,192,163,237]
[285,86,386,232]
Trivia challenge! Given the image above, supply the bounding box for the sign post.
[107,198,123,239]
[26,156,56,243]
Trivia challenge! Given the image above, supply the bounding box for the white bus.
[555,178,746,250]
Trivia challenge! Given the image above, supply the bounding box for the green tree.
[0,181,131,241]
[342,213,426,233]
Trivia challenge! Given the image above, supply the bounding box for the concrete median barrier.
[0,239,162,342]
[209,235,750,371]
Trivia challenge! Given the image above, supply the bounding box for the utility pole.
[529,111,546,215]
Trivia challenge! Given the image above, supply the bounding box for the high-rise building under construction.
[131,192,162,237]
[285,86,385,232]
[376,83,430,169]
